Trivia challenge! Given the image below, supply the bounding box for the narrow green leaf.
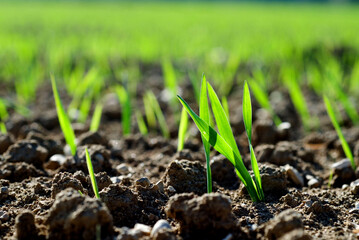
[177,107,188,151]
[85,148,100,199]
[207,83,240,158]
[177,95,260,201]
[0,122,7,134]
[144,94,156,128]
[222,96,229,119]
[51,75,77,156]
[200,74,212,193]
[90,103,103,132]
[250,144,264,201]
[136,110,148,135]
[324,95,355,169]
[116,85,131,135]
[148,91,170,139]
[243,81,252,142]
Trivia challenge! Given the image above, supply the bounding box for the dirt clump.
[46,188,113,240]
[4,140,48,168]
[166,192,240,239]
[264,209,309,240]
[14,210,42,240]
[162,160,207,195]
[51,172,87,198]
[0,134,13,154]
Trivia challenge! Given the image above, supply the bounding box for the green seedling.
[249,79,281,126]
[282,66,317,130]
[222,96,229,119]
[324,95,355,170]
[136,110,148,136]
[143,94,156,129]
[145,91,170,139]
[85,148,100,199]
[51,75,77,156]
[178,79,264,202]
[90,102,103,132]
[177,107,189,151]
[0,98,8,134]
[115,85,132,135]
[200,75,212,193]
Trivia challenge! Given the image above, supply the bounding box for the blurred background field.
[0,1,359,132]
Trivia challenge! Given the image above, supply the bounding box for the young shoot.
[177,107,188,152]
[200,74,212,193]
[85,148,100,199]
[178,78,264,202]
[324,95,355,170]
[90,102,103,132]
[136,110,148,136]
[115,85,132,135]
[51,76,77,156]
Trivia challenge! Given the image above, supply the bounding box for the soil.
[2,60,359,240]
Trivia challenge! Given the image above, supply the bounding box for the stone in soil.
[166,192,239,239]
[162,160,207,195]
[331,158,356,187]
[283,164,304,187]
[46,188,113,240]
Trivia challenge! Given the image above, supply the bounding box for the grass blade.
[177,107,188,151]
[177,95,260,202]
[136,110,148,136]
[199,74,212,193]
[324,95,355,169]
[51,75,77,156]
[243,81,252,142]
[116,85,132,135]
[147,91,170,139]
[85,148,100,199]
[90,103,103,132]
[207,82,240,157]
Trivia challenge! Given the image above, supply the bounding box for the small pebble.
[116,163,131,175]
[136,177,151,188]
[350,179,359,195]
[342,184,349,189]
[222,233,233,240]
[150,219,172,237]
[349,202,359,214]
[134,223,152,235]
[332,158,352,171]
[110,176,121,184]
[46,154,66,170]
[167,186,176,193]
[284,165,304,186]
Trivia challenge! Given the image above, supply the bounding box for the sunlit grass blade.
[90,102,103,132]
[85,148,100,199]
[200,74,212,193]
[243,81,264,201]
[243,81,252,142]
[147,91,170,138]
[177,107,188,151]
[51,75,77,156]
[136,110,148,136]
[116,85,132,135]
[78,96,92,123]
[0,122,7,134]
[249,79,281,126]
[143,94,156,128]
[177,95,260,202]
[250,144,264,200]
[222,96,229,119]
[207,82,240,157]
[324,95,355,169]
